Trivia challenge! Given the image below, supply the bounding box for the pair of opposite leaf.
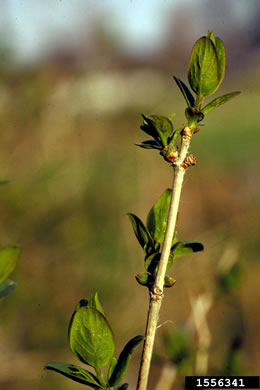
[137,31,240,155]
[127,189,204,289]
[45,293,144,390]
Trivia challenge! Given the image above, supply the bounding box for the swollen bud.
[185,107,204,124]
[160,144,179,163]
[164,275,176,288]
[135,272,154,287]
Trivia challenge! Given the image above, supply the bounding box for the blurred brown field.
[0,2,260,389]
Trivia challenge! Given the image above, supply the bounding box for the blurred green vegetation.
[0,52,259,390]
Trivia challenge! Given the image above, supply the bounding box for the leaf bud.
[164,275,176,288]
[160,144,179,163]
[185,107,204,124]
[135,272,154,287]
[181,154,197,169]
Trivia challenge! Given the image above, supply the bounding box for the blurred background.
[0,0,259,389]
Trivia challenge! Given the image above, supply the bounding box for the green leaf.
[118,384,129,390]
[135,140,162,150]
[173,76,195,107]
[140,114,160,140]
[108,357,118,381]
[108,335,144,386]
[45,362,102,389]
[69,306,115,369]
[188,36,220,96]
[207,32,225,90]
[201,91,241,115]
[144,252,161,275]
[207,30,216,45]
[141,115,173,147]
[168,126,182,147]
[0,279,18,298]
[0,246,20,284]
[144,252,174,276]
[171,241,204,260]
[126,213,155,254]
[89,292,105,315]
[215,37,226,86]
[146,189,172,244]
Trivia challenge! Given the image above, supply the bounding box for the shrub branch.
[136,130,193,390]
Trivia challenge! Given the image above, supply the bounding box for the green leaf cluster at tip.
[137,32,240,154]
[173,32,240,123]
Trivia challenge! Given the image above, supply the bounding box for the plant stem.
[136,129,193,390]
[95,367,107,388]
[195,95,204,110]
